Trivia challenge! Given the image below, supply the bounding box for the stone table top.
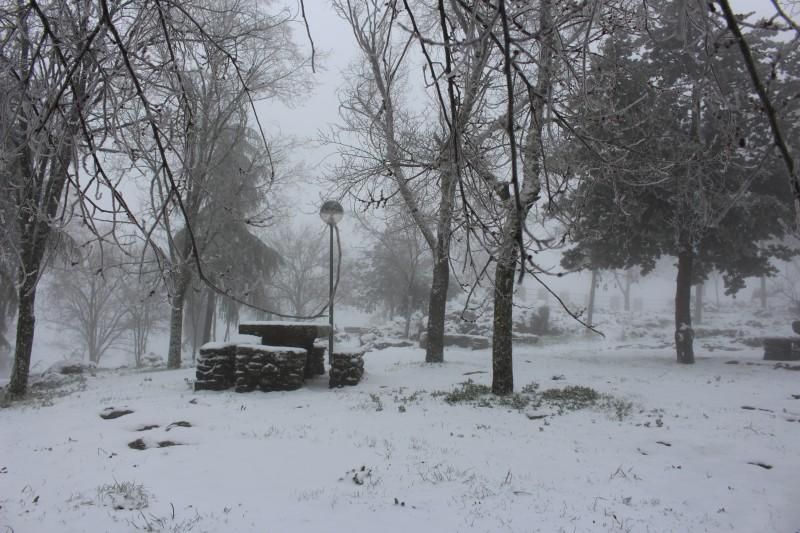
[238,321,331,349]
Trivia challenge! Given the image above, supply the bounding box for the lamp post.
[319,200,343,363]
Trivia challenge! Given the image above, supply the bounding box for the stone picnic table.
[239,321,331,353]
[195,321,364,393]
[239,321,331,380]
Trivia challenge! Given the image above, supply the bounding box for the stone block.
[195,342,237,391]
[329,351,365,388]
[235,343,307,392]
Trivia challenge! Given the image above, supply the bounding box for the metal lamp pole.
[319,200,343,363]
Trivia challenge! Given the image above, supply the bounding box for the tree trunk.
[675,248,695,364]
[425,250,450,363]
[694,282,703,325]
[425,156,456,363]
[7,273,38,399]
[492,244,517,395]
[587,269,598,333]
[624,271,632,312]
[403,293,413,339]
[167,268,190,369]
[760,275,767,309]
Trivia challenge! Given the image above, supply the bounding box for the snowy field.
[2,311,800,532]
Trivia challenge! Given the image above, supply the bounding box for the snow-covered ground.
[2,309,800,532]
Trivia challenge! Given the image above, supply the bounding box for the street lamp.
[319,200,344,363]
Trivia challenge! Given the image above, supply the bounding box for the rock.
[128,439,147,450]
[139,352,165,369]
[525,411,549,420]
[100,407,134,420]
[344,326,372,335]
[735,337,763,348]
[512,333,540,345]
[370,338,414,351]
[419,332,490,350]
[694,327,739,338]
[46,359,96,375]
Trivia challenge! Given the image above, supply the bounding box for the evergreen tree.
[562,2,798,362]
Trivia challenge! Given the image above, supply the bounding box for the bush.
[97,480,149,511]
[443,380,491,404]
[540,385,599,410]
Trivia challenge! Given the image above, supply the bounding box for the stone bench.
[239,321,330,378]
[763,337,800,361]
[329,351,365,388]
[195,342,237,391]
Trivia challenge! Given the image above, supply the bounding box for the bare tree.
[120,248,166,367]
[354,210,432,337]
[115,0,309,368]
[330,0,498,363]
[267,225,327,317]
[612,269,639,313]
[47,242,131,364]
[0,0,113,397]
[0,0,311,397]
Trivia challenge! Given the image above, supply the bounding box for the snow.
[238,321,330,328]
[2,310,800,532]
[235,343,309,355]
[198,342,237,352]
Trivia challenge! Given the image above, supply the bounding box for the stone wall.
[195,342,237,391]
[329,351,365,388]
[235,344,307,392]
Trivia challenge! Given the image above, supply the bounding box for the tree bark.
[167,267,190,369]
[587,269,598,333]
[7,274,37,398]
[492,243,517,395]
[403,292,413,339]
[425,150,457,363]
[675,247,695,364]
[7,119,76,397]
[489,0,553,393]
[425,249,450,363]
[694,282,703,325]
[624,270,632,312]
